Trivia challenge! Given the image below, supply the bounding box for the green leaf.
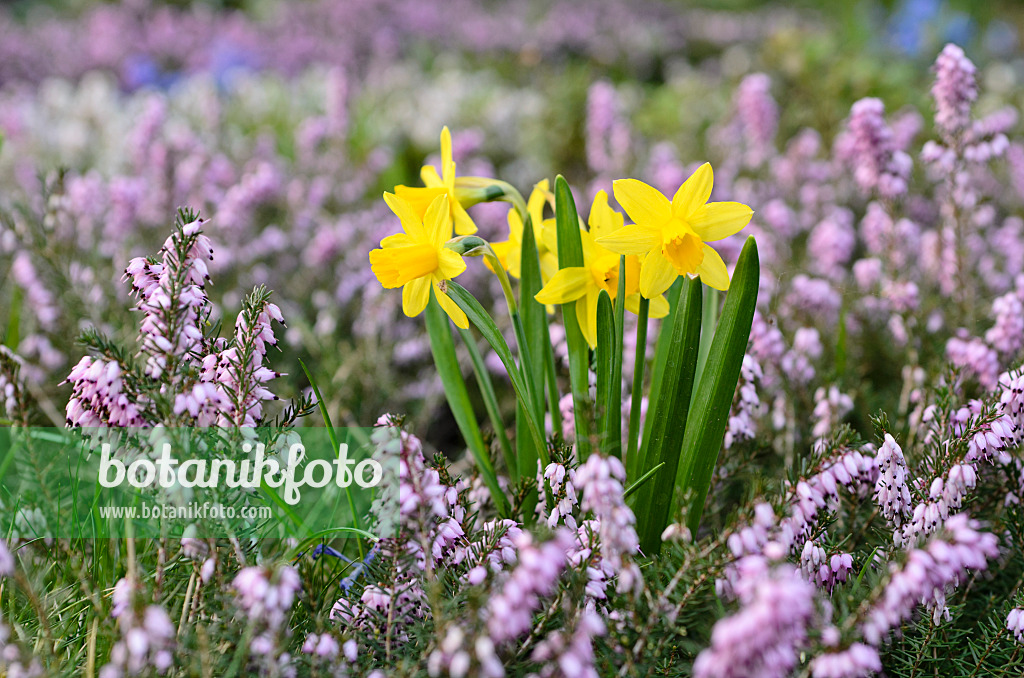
[554,175,593,460]
[595,290,620,459]
[694,286,719,389]
[445,283,549,469]
[299,357,363,559]
[517,214,548,486]
[457,328,516,479]
[623,461,665,500]
[674,236,760,533]
[634,277,681,479]
[633,276,703,555]
[425,296,510,517]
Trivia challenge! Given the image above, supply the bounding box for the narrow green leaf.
[518,214,548,486]
[299,357,363,559]
[595,290,620,458]
[457,328,516,479]
[623,461,665,500]
[554,175,593,460]
[633,276,703,555]
[630,276,679,477]
[675,236,760,533]
[445,283,549,469]
[694,286,719,389]
[425,296,510,517]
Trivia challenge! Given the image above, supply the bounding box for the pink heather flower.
[781,327,822,385]
[531,608,605,678]
[1008,608,1024,643]
[874,433,913,527]
[232,565,301,631]
[575,454,641,594]
[811,386,854,442]
[810,644,882,678]
[932,44,977,138]
[841,97,911,198]
[734,73,778,167]
[538,460,579,530]
[695,556,817,678]
[985,286,1024,356]
[585,80,630,176]
[862,514,999,645]
[946,331,1000,391]
[725,355,765,449]
[484,529,574,644]
[808,208,856,280]
[0,540,13,576]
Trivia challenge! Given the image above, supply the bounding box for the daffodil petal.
[452,200,477,235]
[402,276,431,317]
[696,244,730,291]
[424,194,451,245]
[639,252,678,299]
[384,192,428,240]
[535,268,590,305]
[437,248,467,280]
[421,165,443,188]
[624,293,668,318]
[596,223,661,256]
[588,190,625,240]
[435,283,469,329]
[613,178,671,229]
[380,232,415,248]
[690,202,754,242]
[440,127,454,181]
[648,294,670,318]
[393,185,446,223]
[672,163,713,219]
[576,289,599,349]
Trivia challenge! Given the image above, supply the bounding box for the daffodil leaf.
[457,327,516,482]
[595,290,621,459]
[633,275,702,556]
[445,282,549,470]
[517,213,547,490]
[425,295,510,517]
[674,236,760,533]
[554,175,594,460]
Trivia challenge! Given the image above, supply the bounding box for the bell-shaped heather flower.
[575,454,641,594]
[874,433,912,526]
[840,97,910,198]
[232,564,301,632]
[932,44,977,137]
[531,608,605,678]
[725,355,765,449]
[946,331,1000,391]
[585,80,630,176]
[862,514,999,645]
[734,73,778,167]
[810,644,882,678]
[1008,608,1024,643]
[694,556,818,678]
[484,529,574,644]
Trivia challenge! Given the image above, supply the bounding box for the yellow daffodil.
[596,163,753,297]
[395,126,481,236]
[490,179,559,281]
[534,191,669,348]
[369,192,468,328]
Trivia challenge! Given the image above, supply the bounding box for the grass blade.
[553,175,593,460]
[674,236,760,533]
[633,276,703,555]
[425,295,510,517]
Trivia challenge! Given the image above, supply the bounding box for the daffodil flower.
[369,193,468,328]
[596,163,753,297]
[534,191,669,348]
[490,179,559,281]
[395,126,484,236]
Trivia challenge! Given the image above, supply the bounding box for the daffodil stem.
[626,297,650,467]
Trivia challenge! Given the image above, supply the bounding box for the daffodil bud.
[445,235,489,256]
[453,179,507,208]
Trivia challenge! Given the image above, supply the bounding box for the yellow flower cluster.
[369,128,753,341]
